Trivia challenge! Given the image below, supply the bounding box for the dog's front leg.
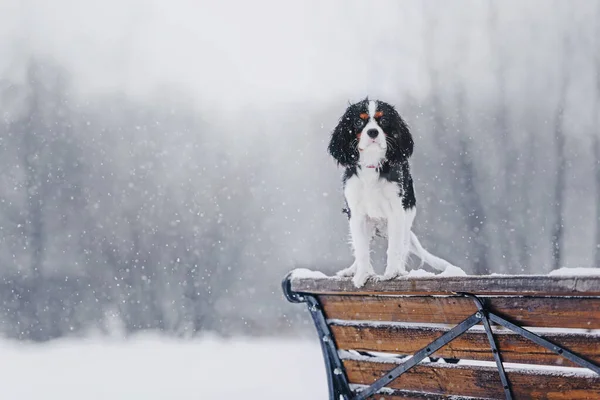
[383,210,408,280]
[343,213,375,288]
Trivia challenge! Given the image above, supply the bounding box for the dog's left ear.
[386,109,414,164]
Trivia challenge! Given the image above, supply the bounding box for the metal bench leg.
[464,292,600,398]
[355,311,483,400]
[357,293,519,400]
[462,292,600,376]
[488,312,600,375]
[282,275,353,400]
[463,294,513,400]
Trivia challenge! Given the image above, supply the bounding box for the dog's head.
[328,98,413,168]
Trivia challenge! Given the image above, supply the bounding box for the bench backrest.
[286,274,600,400]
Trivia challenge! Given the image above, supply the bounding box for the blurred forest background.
[0,0,599,340]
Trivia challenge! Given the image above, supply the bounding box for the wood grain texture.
[359,389,488,399]
[330,323,600,367]
[291,275,600,296]
[320,295,600,329]
[343,359,600,399]
[361,390,488,400]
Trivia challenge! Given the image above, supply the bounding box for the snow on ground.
[0,335,327,400]
[549,267,600,276]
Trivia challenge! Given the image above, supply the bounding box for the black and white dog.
[328,98,455,287]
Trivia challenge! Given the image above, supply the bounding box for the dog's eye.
[379,117,388,126]
[354,118,363,129]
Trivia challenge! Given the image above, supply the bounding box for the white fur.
[409,231,456,271]
[338,168,412,287]
[338,170,454,287]
[357,100,386,153]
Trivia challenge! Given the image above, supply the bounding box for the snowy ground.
[0,335,327,399]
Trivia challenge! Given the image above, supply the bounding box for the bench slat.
[343,359,600,399]
[331,323,600,367]
[292,275,600,296]
[320,295,600,329]
[361,391,487,399]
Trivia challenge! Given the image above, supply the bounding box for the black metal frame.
[282,273,353,399]
[282,275,600,400]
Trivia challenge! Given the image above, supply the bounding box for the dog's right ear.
[328,113,358,167]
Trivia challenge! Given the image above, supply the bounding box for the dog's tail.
[410,232,455,272]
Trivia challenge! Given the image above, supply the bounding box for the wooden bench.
[282,272,600,399]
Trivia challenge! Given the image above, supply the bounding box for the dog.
[328,98,455,287]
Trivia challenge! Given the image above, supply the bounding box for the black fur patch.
[330,98,416,213]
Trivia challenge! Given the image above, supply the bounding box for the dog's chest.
[344,172,401,219]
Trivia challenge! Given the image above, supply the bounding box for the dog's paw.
[336,262,357,277]
[352,266,375,288]
[382,258,408,280]
[381,268,407,281]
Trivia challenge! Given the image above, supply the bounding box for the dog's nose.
[367,129,379,138]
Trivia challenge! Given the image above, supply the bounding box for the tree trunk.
[457,137,488,274]
[594,4,600,268]
[550,28,572,272]
[423,5,489,274]
[594,135,600,267]
[515,132,535,271]
[551,100,567,271]
[21,84,45,280]
[454,86,489,274]
[488,2,515,272]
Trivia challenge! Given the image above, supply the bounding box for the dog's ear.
[386,109,414,164]
[328,113,359,167]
